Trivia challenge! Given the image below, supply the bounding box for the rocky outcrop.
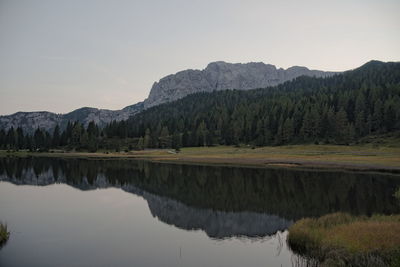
[0,102,143,134]
[144,61,337,108]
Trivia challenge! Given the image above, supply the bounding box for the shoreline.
[1,145,400,174]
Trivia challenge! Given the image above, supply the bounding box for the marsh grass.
[287,213,400,266]
[0,223,10,248]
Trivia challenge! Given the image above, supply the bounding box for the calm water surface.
[0,157,399,267]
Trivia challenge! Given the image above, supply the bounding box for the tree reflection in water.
[0,157,399,239]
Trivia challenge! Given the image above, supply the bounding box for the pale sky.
[0,0,399,115]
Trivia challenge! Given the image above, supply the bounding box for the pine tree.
[172,132,182,150]
[0,129,5,149]
[144,128,152,148]
[86,121,99,152]
[159,126,170,148]
[301,108,320,141]
[33,128,45,150]
[52,125,60,147]
[196,121,208,147]
[15,127,24,150]
[383,99,396,132]
[355,110,366,137]
[137,137,144,150]
[73,123,84,146]
[335,108,350,144]
[282,118,294,143]
[372,99,383,132]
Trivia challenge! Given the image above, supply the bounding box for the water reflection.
[0,157,399,239]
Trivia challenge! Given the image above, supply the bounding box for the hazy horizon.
[1,0,399,115]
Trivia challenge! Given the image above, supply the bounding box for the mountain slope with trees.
[106,60,400,148]
[0,60,399,151]
[0,61,335,134]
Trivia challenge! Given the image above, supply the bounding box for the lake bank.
[1,144,400,174]
[287,213,400,266]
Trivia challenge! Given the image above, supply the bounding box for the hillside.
[0,61,336,133]
[104,60,400,147]
[1,60,399,151]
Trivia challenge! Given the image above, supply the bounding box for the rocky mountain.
[0,102,143,134]
[0,61,338,133]
[144,61,338,108]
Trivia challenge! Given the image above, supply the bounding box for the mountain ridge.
[144,61,338,108]
[0,102,143,134]
[0,61,345,133]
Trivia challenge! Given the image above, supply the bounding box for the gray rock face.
[0,61,338,133]
[144,61,337,108]
[0,102,143,134]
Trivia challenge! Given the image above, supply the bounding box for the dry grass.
[288,213,400,266]
[1,144,400,172]
[329,221,400,252]
[134,144,400,170]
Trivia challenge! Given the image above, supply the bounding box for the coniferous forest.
[1,61,399,152]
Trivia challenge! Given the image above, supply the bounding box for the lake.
[0,157,399,267]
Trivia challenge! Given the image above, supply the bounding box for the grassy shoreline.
[1,144,400,173]
[287,213,400,266]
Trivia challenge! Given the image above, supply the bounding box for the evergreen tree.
[372,99,383,133]
[137,137,144,150]
[159,126,170,148]
[282,118,294,143]
[335,108,350,144]
[172,131,182,150]
[52,125,60,147]
[144,128,152,148]
[196,121,208,146]
[33,128,45,149]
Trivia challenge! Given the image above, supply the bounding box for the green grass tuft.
[0,223,10,248]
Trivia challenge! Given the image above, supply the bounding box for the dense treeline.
[0,121,102,152]
[0,61,399,151]
[105,61,400,148]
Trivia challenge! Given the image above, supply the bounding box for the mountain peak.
[0,61,339,133]
[144,61,338,108]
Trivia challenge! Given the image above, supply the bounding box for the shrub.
[0,223,10,248]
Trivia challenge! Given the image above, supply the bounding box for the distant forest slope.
[104,60,400,148]
[0,60,399,151]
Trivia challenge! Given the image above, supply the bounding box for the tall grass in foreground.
[0,223,10,248]
[287,213,400,267]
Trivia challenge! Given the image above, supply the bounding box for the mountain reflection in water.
[0,157,399,239]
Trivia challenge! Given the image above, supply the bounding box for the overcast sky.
[0,0,399,115]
